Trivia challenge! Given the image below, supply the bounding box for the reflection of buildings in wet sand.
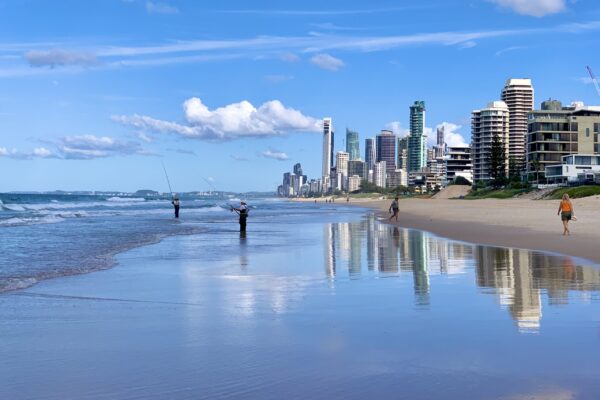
[475,247,600,332]
[324,223,336,278]
[348,222,363,276]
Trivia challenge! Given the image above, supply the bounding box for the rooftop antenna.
[586,65,600,97]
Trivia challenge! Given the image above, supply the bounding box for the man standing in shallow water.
[171,196,180,218]
[232,201,249,232]
[389,196,399,222]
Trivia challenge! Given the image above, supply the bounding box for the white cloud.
[145,1,178,14]
[280,52,300,62]
[384,121,410,137]
[0,146,55,159]
[490,0,566,17]
[167,148,196,155]
[24,49,98,68]
[310,53,344,71]
[495,45,526,56]
[261,149,289,161]
[57,135,144,159]
[426,122,468,147]
[113,97,322,140]
[459,41,477,49]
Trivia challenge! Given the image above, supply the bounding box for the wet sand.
[336,196,600,264]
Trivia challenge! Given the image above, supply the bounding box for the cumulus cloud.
[261,149,289,161]
[145,1,178,14]
[24,49,98,68]
[310,53,344,71]
[489,0,566,17]
[113,97,322,141]
[384,121,410,137]
[426,122,468,147]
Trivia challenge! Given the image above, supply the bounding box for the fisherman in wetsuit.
[232,201,248,232]
[171,196,180,218]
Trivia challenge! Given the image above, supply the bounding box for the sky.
[1,0,600,193]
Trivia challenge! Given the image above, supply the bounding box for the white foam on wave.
[107,196,146,202]
[0,214,65,227]
[1,204,26,212]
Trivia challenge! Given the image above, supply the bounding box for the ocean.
[0,193,356,292]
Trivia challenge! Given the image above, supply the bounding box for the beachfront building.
[471,101,510,182]
[397,136,408,170]
[434,126,446,159]
[346,129,360,161]
[526,100,600,182]
[376,130,397,175]
[374,161,387,188]
[387,169,408,188]
[445,146,473,183]
[322,117,334,193]
[408,101,427,172]
[348,159,367,181]
[502,79,534,169]
[336,151,350,191]
[545,154,600,184]
[365,138,376,171]
[348,175,362,192]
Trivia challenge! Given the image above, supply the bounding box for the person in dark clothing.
[232,201,248,232]
[171,196,180,218]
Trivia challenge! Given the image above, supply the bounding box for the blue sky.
[1,0,599,192]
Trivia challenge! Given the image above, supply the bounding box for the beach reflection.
[324,214,600,332]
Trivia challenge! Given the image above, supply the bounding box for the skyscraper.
[293,163,303,176]
[365,138,376,171]
[346,128,360,161]
[397,136,408,170]
[336,151,349,177]
[501,79,534,168]
[376,130,396,174]
[434,126,445,159]
[408,101,427,172]
[322,117,334,180]
[471,101,510,182]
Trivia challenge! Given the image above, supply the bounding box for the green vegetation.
[357,180,416,196]
[548,186,600,199]
[465,187,530,199]
[448,176,471,186]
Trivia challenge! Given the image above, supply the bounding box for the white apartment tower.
[322,118,334,190]
[501,79,534,165]
[471,101,510,182]
[336,151,349,191]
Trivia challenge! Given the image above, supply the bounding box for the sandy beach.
[330,194,600,263]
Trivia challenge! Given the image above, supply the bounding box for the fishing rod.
[161,161,174,198]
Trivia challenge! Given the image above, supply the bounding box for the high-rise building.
[374,161,387,188]
[408,101,427,172]
[322,117,334,179]
[471,101,510,182]
[434,126,446,159]
[526,100,600,181]
[336,151,349,177]
[376,130,396,174]
[346,129,360,161]
[501,78,534,168]
[397,136,408,170]
[293,163,303,176]
[348,159,367,180]
[365,138,376,171]
[336,151,349,191]
[445,146,473,183]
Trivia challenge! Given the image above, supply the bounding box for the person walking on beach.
[557,193,574,236]
[232,200,249,232]
[171,196,180,218]
[389,197,399,222]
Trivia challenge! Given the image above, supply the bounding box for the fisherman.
[171,196,180,218]
[232,200,249,232]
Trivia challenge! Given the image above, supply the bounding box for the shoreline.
[293,196,600,264]
[335,196,600,264]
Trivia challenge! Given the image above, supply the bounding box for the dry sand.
[308,193,600,263]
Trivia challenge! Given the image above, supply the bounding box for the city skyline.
[1,0,600,192]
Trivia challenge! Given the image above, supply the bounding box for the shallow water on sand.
[1,206,600,399]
